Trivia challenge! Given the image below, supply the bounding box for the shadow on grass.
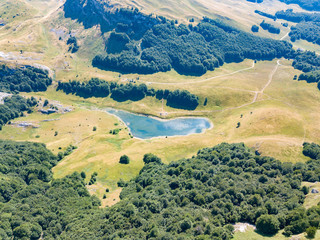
[254,229,278,238]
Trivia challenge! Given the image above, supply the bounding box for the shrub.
[119,155,130,164]
[143,153,162,164]
[306,226,317,238]
[251,25,259,32]
[80,171,86,179]
[256,215,280,235]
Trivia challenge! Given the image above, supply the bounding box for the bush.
[256,215,280,235]
[117,178,127,187]
[80,171,86,179]
[119,155,130,164]
[306,226,317,238]
[251,25,259,32]
[143,153,162,164]
[43,99,49,107]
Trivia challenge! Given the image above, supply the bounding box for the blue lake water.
[106,109,212,139]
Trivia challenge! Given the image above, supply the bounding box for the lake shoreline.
[105,107,213,140]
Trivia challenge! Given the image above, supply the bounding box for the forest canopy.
[2,141,320,239]
[64,0,294,76]
[0,65,52,93]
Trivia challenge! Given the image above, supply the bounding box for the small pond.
[106,109,212,139]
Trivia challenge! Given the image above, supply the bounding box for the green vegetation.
[251,25,259,32]
[306,226,317,238]
[92,17,292,76]
[67,36,79,53]
[57,79,200,110]
[255,10,277,21]
[119,155,130,164]
[292,51,320,72]
[260,20,280,34]
[3,139,320,239]
[278,0,320,11]
[276,10,320,23]
[0,140,100,239]
[0,65,52,93]
[256,215,280,235]
[275,10,320,45]
[89,171,98,185]
[298,71,320,83]
[0,95,37,130]
[302,142,320,160]
[57,144,77,160]
[64,0,293,76]
[109,128,122,135]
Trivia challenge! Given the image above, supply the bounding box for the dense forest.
[92,18,292,76]
[289,22,320,45]
[2,141,320,239]
[0,95,37,130]
[64,0,294,76]
[278,0,320,11]
[0,65,52,93]
[0,140,101,240]
[275,9,320,23]
[292,51,320,73]
[57,79,200,110]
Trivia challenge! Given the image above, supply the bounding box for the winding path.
[141,60,255,85]
[166,60,281,115]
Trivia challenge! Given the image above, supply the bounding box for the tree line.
[260,20,281,34]
[57,78,200,110]
[255,10,277,21]
[298,71,320,83]
[276,9,320,23]
[278,0,320,11]
[0,64,52,93]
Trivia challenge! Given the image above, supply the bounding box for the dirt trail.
[280,31,289,41]
[167,60,281,115]
[141,60,255,85]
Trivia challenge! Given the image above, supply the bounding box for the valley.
[0,0,320,239]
